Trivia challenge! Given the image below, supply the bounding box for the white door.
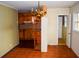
[58,17,62,38]
[66,15,72,48]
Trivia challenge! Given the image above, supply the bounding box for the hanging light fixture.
[31,1,47,17]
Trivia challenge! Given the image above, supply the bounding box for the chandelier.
[31,1,47,17]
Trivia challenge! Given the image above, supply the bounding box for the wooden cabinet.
[18,13,33,40]
[18,13,32,24]
[18,12,41,50]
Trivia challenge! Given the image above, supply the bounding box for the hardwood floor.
[58,38,66,45]
[2,45,78,58]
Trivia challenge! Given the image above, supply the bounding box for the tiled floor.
[2,45,78,58]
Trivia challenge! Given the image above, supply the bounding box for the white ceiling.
[0,1,78,12]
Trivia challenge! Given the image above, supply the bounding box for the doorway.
[58,15,67,45]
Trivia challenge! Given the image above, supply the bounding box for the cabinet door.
[25,29,33,40]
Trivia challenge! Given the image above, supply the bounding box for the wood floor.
[58,38,66,45]
[2,45,78,58]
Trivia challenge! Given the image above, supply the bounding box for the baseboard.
[1,43,19,58]
[71,48,79,58]
[48,44,58,45]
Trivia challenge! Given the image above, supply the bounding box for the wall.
[70,3,79,57]
[0,5,19,57]
[41,15,48,52]
[47,8,69,45]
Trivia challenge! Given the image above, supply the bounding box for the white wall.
[0,5,19,57]
[47,8,69,45]
[41,15,48,52]
[70,3,79,57]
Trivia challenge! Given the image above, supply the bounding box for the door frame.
[70,14,73,48]
[57,15,72,48]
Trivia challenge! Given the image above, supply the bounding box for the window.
[73,13,79,31]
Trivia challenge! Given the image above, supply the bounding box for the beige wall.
[0,5,19,57]
[47,8,69,45]
[70,3,79,57]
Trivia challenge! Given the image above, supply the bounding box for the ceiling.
[0,1,78,12]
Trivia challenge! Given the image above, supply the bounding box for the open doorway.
[58,15,67,45]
